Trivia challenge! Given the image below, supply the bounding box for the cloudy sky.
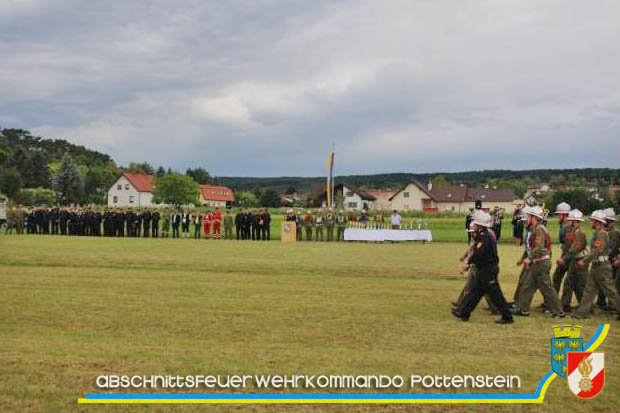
[1,0,619,176]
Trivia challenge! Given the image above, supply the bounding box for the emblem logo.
[567,352,605,398]
[551,325,583,378]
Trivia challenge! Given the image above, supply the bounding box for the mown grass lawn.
[0,234,617,412]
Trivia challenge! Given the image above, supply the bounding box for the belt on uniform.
[592,255,609,264]
[533,255,550,263]
[575,251,588,259]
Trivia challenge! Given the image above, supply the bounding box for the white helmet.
[555,202,571,215]
[526,206,545,220]
[473,211,492,228]
[590,210,607,224]
[520,206,531,221]
[603,208,616,222]
[567,209,584,222]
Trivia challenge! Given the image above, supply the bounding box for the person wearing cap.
[552,202,573,293]
[223,210,233,240]
[514,206,564,317]
[295,209,304,241]
[453,210,514,324]
[572,210,620,319]
[465,208,475,243]
[557,209,588,312]
[511,206,534,305]
[336,209,347,241]
[595,208,619,311]
[314,208,325,241]
[511,205,524,246]
[304,210,315,241]
[325,208,335,242]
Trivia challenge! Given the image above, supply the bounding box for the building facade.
[199,185,235,208]
[107,173,155,207]
[341,184,376,211]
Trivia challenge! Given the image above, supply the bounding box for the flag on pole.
[327,147,335,207]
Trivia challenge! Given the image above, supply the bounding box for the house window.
[113,196,118,203]
[346,191,354,197]
[403,192,410,198]
[347,202,357,208]
[129,196,134,203]
[117,184,122,190]
[125,184,130,190]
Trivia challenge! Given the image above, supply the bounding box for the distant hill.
[217,169,620,197]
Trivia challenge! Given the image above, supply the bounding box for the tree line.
[0,128,218,206]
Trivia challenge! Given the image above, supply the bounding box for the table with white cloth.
[343,228,432,242]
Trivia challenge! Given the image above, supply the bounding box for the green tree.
[186,167,212,184]
[260,189,279,207]
[126,162,155,175]
[0,167,23,200]
[235,191,259,208]
[53,153,83,205]
[152,173,200,206]
[16,187,56,206]
[431,175,450,187]
[84,166,117,204]
[156,166,166,178]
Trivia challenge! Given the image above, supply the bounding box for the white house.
[107,172,155,207]
[340,184,376,211]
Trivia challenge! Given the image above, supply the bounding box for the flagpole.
[331,143,335,208]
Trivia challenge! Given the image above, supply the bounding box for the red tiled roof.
[465,187,517,203]
[200,185,235,202]
[123,172,155,192]
[430,185,468,202]
[366,189,396,199]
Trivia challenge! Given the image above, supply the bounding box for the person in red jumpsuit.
[213,208,222,239]
[203,211,211,239]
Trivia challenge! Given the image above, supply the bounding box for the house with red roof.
[199,185,235,208]
[107,172,156,207]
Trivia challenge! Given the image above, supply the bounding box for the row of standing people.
[4,206,245,240]
[283,209,405,242]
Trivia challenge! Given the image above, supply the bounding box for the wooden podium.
[281,221,297,243]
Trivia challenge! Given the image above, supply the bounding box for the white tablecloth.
[343,229,432,242]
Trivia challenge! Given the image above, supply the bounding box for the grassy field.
[1,234,618,412]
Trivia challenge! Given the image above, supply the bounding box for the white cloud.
[2,0,619,176]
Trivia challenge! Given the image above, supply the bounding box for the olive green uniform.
[574,229,620,316]
[314,213,324,241]
[516,224,563,315]
[325,212,335,242]
[304,214,314,241]
[336,212,346,241]
[5,207,15,235]
[223,214,233,239]
[513,226,532,303]
[552,222,574,292]
[560,227,588,311]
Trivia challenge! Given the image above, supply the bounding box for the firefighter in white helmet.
[573,210,620,319]
[511,206,534,306]
[595,208,620,311]
[552,202,573,293]
[452,211,514,324]
[513,206,565,317]
[556,209,588,312]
